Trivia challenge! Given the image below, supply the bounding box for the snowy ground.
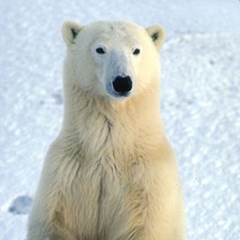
[1,0,240,239]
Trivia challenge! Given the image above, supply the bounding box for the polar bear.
[27,20,185,240]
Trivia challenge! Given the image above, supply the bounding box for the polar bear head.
[62,20,165,99]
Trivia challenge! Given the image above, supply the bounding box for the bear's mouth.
[106,75,133,99]
[112,76,132,94]
[106,82,132,99]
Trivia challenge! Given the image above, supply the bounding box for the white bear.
[27,20,185,240]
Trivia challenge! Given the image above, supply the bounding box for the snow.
[0,0,239,239]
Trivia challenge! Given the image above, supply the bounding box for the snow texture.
[0,0,240,239]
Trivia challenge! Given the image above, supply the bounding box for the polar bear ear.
[62,21,83,46]
[146,25,165,50]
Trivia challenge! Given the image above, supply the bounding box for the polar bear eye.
[96,47,105,54]
[133,48,140,55]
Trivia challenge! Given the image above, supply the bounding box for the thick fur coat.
[27,20,185,240]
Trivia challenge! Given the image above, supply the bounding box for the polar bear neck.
[60,80,163,159]
[63,80,161,125]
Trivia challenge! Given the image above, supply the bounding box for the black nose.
[112,76,132,94]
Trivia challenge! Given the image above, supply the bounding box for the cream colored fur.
[27,20,185,240]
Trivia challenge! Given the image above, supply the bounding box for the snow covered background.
[1,0,240,239]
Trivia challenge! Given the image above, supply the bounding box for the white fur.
[27,20,185,240]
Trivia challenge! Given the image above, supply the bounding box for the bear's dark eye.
[133,48,140,55]
[96,47,105,54]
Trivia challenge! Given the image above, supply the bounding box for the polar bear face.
[62,21,165,99]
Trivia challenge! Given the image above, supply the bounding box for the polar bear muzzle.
[112,75,132,96]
